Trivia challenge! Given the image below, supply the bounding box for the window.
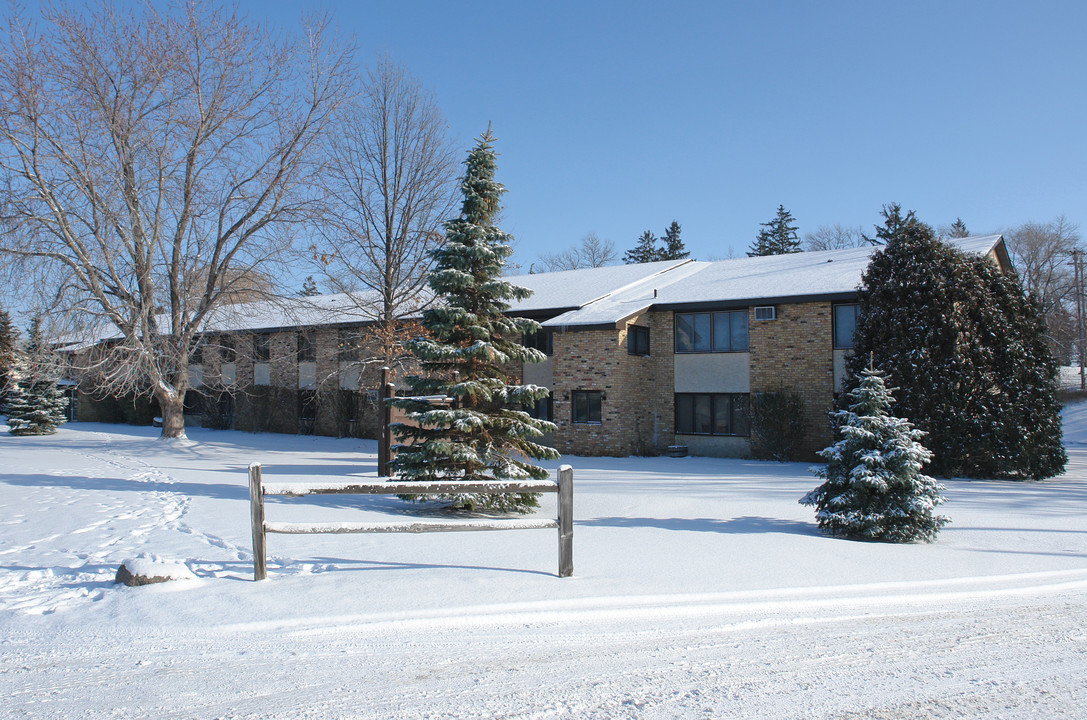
[297,330,316,363]
[571,390,602,424]
[674,393,749,436]
[253,333,271,363]
[834,304,860,349]
[527,392,554,422]
[219,336,236,363]
[338,327,359,362]
[298,389,317,435]
[190,341,204,365]
[675,311,748,352]
[523,329,553,356]
[627,325,650,356]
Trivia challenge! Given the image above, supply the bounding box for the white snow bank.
[118,554,198,582]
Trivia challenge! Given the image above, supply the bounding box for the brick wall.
[748,301,835,457]
[550,310,674,456]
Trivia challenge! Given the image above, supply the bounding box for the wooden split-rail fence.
[248,464,574,580]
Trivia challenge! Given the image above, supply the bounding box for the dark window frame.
[674,310,748,353]
[571,390,602,424]
[253,333,272,363]
[627,325,650,356]
[219,336,236,364]
[527,391,554,423]
[523,328,554,356]
[338,327,359,362]
[297,330,316,363]
[833,303,860,349]
[674,392,750,436]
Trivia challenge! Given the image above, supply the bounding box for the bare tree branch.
[0,2,354,437]
[536,232,617,272]
[313,53,458,372]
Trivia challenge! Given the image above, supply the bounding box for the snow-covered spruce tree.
[7,317,68,436]
[802,368,948,542]
[849,207,1066,479]
[0,305,18,415]
[388,130,559,512]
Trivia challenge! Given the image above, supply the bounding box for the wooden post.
[378,367,391,477]
[249,463,267,581]
[557,465,573,577]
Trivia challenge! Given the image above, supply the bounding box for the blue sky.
[9,0,1087,280]
[260,0,1085,269]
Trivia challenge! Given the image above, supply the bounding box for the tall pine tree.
[660,220,689,260]
[802,367,948,542]
[7,316,68,436]
[623,230,662,264]
[848,208,1066,479]
[748,205,801,256]
[388,130,558,512]
[0,305,17,415]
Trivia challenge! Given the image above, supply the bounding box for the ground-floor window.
[298,389,317,435]
[674,393,749,436]
[527,391,554,422]
[572,390,602,424]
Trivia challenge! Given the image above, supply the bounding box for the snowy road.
[3,411,1087,718]
[6,575,1086,719]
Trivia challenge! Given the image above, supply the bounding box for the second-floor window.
[523,329,553,356]
[297,330,316,363]
[338,327,359,362]
[253,333,271,363]
[834,304,860,349]
[627,325,650,356]
[675,310,748,353]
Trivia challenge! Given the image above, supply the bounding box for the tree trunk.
[157,390,187,439]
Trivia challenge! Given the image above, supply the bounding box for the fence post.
[378,368,394,477]
[249,462,267,581]
[557,465,573,577]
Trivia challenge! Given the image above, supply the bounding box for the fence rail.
[248,464,573,580]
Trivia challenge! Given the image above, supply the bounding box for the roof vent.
[754,305,776,321]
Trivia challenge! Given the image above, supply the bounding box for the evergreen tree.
[0,305,17,415]
[862,202,922,245]
[660,220,689,260]
[748,205,801,256]
[388,130,559,512]
[848,209,1066,479]
[801,368,948,542]
[298,276,320,296]
[623,230,663,264]
[7,316,68,436]
[948,217,969,238]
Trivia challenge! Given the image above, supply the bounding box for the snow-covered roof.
[59,235,1007,345]
[541,234,1007,328]
[503,259,691,314]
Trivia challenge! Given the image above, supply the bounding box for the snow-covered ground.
[3,406,1087,719]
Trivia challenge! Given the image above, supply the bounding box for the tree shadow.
[1,472,246,501]
[290,556,557,578]
[581,515,818,536]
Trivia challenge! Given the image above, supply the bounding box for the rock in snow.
[115,555,197,586]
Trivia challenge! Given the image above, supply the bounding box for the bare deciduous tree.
[0,2,353,438]
[1005,215,1082,363]
[535,232,618,272]
[802,224,869,251]
[315,54,458,371]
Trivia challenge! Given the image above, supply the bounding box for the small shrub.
[748,390,806,461]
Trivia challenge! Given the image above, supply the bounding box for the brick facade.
[748,301,835,457]
[548,309,674,456]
